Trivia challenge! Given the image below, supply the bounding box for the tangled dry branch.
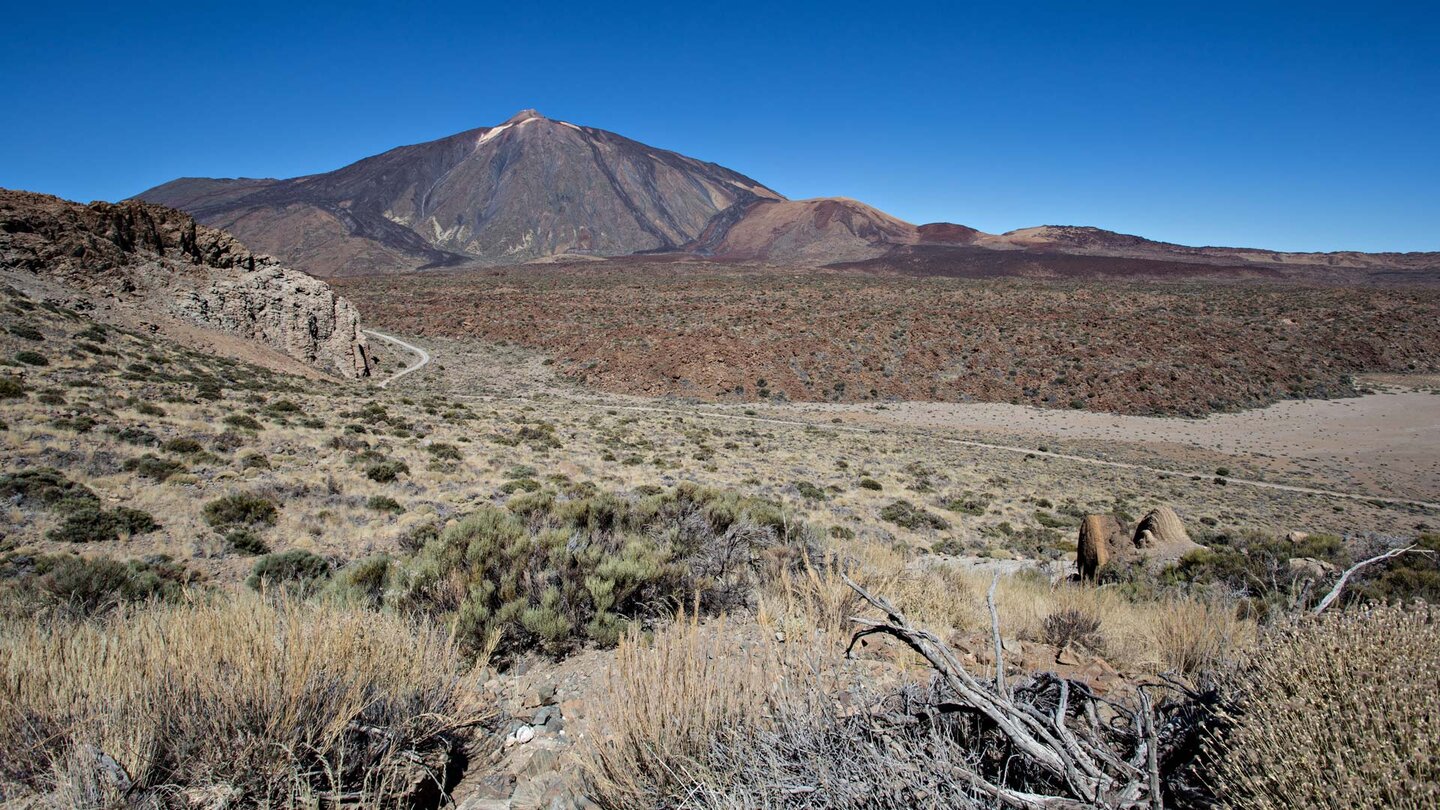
[843,574,1197,810]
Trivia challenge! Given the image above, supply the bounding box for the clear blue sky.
[2,1,1436,251]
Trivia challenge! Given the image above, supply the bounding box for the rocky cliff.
[0,189,372,379]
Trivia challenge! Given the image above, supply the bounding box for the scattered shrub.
[246,550,331,595]
[427,442,462,461]
[0,377,25,399]
[225,529,270,556]
[163,437,204,454]
[396,483,814,660]
[135,402,166,417]
[367,495,404,514]
[0,468,98,510]
[366,460,410,483]
[879,500,950,531]
[858,478,883,491]
[793,481,826,501]
[14,351,48,367]
[203,493,278,529]
[122,453,185,481]
[223,413,262,431]
[7,325,43,341]
[0,552,195,618]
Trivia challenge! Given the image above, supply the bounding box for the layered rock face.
[0,189,371,379]
[1075,506,1206,580]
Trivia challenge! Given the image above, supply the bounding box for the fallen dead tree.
[843,574,1212,810]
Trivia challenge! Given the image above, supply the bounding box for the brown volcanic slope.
[684,197,918,264]
[335,261,1440,416]
[138,110,781,276]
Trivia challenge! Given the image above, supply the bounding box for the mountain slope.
[138,110,782,276]
[0,189,373,378]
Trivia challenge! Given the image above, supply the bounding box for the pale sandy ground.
[386,333,1440,507]
[771,387,1440,502]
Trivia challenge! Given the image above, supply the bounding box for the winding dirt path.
[362,329,431,388]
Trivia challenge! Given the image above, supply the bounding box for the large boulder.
[1131,506,1204,562]
[1077,514,1128,580]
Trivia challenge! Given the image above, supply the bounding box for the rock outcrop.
[0,189,371,378]
[1132,506,1204,562]
[1075,506,1206,580]
[1077,514,1128,580]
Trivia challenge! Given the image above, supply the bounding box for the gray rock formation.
[0,189,372,378]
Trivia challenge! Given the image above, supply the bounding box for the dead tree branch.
[843,573,1170,809]
[1313,544,1421,614]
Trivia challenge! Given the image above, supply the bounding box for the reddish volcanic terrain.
[334,261,1440,416]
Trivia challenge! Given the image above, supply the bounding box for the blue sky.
[1,1,1436,251]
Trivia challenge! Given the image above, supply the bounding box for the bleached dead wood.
[843,574,1169,809]
[1313,544,1423,614]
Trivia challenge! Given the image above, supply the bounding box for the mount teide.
[140,109,1440,281]
[139,110,782,276]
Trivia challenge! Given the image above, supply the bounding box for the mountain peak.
[503,109,545,124]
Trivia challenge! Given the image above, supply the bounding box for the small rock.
[1286,531,1311,544]
[1056,645,1084,667]
[507,725,535,746]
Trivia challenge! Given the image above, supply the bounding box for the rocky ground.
[334,261,1440,417]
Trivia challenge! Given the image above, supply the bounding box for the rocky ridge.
[0,188,372,378]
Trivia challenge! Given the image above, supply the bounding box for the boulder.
[1077,514,1127,580]
[1131,506,1204,562]
[1288,556,1337,581]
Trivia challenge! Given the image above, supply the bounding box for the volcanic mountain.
[139,110,782,276]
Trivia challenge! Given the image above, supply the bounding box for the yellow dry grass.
[0,592,489,808]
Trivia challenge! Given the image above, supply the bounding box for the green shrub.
[225,529,270,556]
[7,325,42,341]
[223,414,262,431]
[366,460,410,483]
[942,492,992,516]
[879,500,950,531]
[793,481,826,501]
[0,468,98,510]
[0,376,25,399]
[246,550,331,595]
[395,484,814,660]
[116,426,159,446]
[45,506,155,543]
[122,454,186,481]
[427,442,462,461]
[367,495,404,514]
[499,477,541,494]
[239,452,271,471]
[163,437,204,454]
[203,493,278,529]
[14,351,48,366]
[858,478,883,491]
[135,402,166,417]
[0,552,195,617]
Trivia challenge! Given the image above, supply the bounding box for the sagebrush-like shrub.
[247,550,331,595]
[122,453,185,481]
[366,460,410,483]
[879,499,950,531]
[1206,603,1440,809]
[0,376,24,399]
[0,552,195,618]
[396,484,814,660]
[203,493,278,529]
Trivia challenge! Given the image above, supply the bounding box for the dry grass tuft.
[1206,602,1440,809]
[0,592,489,808]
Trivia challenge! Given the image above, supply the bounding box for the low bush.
[0,552,196,618]
[0,376,24,399]
[14,351,48,367]
[395,483,815,660]
[203,493,278,529]
[223,413,263,430]
[427,442,462,461]
[0,468,98,510]
[367,495,404,513]
[246,550,331,595]
[7,325,42,341]
[122,453,185,481]
[162,437,204,454]
[46,505,159,543]
[858,477,883,491]
[1040,607,1104,652]
[879,499,950,531]
[366,459,410,483]
[225,529,270,556]
[1205,603,1440,808]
